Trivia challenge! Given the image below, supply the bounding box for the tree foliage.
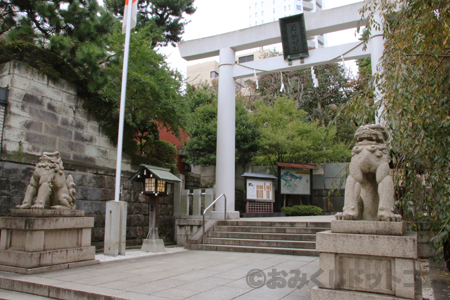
[345,0,450,259]
[247,53,356,144]
[104,0,195,47]
[253,63,353,126]
[85,24,186,169]
[0,0,115,92]
[183,84,260,166]
[251,97,351,173]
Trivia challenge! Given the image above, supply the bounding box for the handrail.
[202,193,226,244]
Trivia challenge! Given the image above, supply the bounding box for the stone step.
[208,231,317,241]
[185,243,319,256]
[205,238,316,249]
[217,220,331,228]
[213,225,330,234]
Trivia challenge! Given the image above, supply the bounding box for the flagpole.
[114,0,133,202]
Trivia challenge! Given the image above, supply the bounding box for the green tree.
[249,55,355,144]
[104,0,196,47]
[87,24,186,168]
[184,84,260,166]
[251,97,350,173]
[0,0,115,92]
[345,0,450,262]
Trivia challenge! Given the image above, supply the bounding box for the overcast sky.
[158,0,363,76]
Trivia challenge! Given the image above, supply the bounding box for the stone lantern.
[130,165,181,252]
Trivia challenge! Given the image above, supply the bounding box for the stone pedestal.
[0,210,98,274]
[104,200,127,256]
[141,239,165,253]
[311,220,422,300]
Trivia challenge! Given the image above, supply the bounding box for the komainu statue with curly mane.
[336,124,401,222]
[16,151,76,210]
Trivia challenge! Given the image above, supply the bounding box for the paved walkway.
[0,216,436,299]
[0,249,319,300]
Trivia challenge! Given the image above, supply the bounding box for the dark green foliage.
[84,24,186,169]
[281,205,323,216]
[1,0,115,93]
[0,41,79,82]
[104,0,196,47]
[184,84,260,166]
[131,140,178,174]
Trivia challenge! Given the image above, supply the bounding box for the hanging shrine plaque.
[279,14,309,61]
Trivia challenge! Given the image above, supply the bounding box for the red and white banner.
[122,0,137,34]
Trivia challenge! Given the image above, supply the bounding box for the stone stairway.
[185,220,331,256]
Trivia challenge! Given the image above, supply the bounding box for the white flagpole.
[114,1,133,202]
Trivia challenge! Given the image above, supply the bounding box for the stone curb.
[0,277,127,300]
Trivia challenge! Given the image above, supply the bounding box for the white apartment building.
[249,0,324,49]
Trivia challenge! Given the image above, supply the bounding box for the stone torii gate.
[178,1,383,219]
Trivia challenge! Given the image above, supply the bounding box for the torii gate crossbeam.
[178,1,382,220]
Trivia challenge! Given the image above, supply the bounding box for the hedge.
[281,205,323,216]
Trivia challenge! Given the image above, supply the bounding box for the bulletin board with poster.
[280,169,311,195]
[275,162,318,209]
[241,173,278,214]
[246,179,274,202]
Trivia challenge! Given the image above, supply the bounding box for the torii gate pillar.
[210,47,240,220]
[179,2,371,219]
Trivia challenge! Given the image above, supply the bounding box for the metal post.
[114,0,133,201]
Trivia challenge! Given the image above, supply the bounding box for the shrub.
[281,205,323,216]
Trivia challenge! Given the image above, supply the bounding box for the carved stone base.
[0,211,98,274]
[11,209,85,218]
[141,239,165,253]
[311,221,421,300]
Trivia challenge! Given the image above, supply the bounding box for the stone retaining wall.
[0,61,132,170]
[0,160,175,250]
[0,62,175,250]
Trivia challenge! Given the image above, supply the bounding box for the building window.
[255,12,257,17]
[255,3,257,8]
[261,11,264,16]
[262,20,264,24]
[238,55,254,63]
[255,21,257,25]
[284,6,286,11]
[261,1,263,7]
[273,0,275,3]
[273,8,275,13]
[297,5,301,10]
[289,5,291,10]
[210,71,219,78]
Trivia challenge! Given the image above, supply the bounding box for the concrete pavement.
[0,216,435,299]
[0,249,319,300]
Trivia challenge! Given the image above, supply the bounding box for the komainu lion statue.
[336,124,401,221]
[16,151,76,210]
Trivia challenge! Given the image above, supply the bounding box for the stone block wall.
[0,62,176,250]
[0,161,175,250]
[0,61,132,171]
